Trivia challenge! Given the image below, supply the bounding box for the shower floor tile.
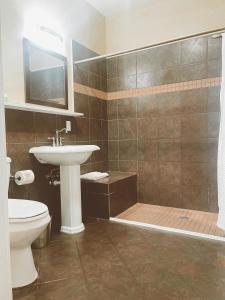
[116,203,225,238]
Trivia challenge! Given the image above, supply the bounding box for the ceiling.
[86,0,152,17]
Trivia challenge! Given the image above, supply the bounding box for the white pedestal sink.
[29,145,100,234]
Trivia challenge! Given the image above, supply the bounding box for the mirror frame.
[23,38,68,109]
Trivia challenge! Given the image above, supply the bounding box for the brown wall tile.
[159,140,181,162]
[89,97,104,119]
[159,92,181,115]
[181,138,208,162]
[73,65,89,85]
[158,184,182,208]
[118,98,137,119]
[137,95,160,117]
[159,116,181,138]
[74,93,89,117]
[181,114,208,138]
[207,86,220,112]
[137,72,158,88]
[182,163,208,186]
[107,78,118,92]
[119,160,138,172]
[34,113,56,143]
[108,120,118,140]
[208,37,222,61]
[138,117,158,140]
[108,141,119,160]
[107,57,118,79]
[73,117,90,142]
[159,162,181,185]
[208,186,218,212]
[107,100,118,120]
[207,59,222,78]
[82,192,110,219]
[118,74,137,90]
[117,53,137,77]
[178,63,207,82]
[119,140,137,160]
[90,119,102,141]
[138,140,158,161]
[180,89,207,113]
[181,37,207,65]
[208,112,220,138]
[108,160,119,171]
[181,185,209,211]
[118,119,137,140]
[6,110,35,144]
[138,161,159,185]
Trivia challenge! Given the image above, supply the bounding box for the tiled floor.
[117,203,225,238]
[13,218,225,300]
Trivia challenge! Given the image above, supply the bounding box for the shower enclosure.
[74,29,223,240]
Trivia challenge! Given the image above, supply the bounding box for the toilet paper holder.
[10,174,19,181]
[10,170,35,185]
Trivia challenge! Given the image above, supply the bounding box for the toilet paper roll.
[15,170,35,186]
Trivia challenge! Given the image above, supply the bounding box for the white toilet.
[6,157,51,288]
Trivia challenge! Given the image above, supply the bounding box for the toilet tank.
[6,157,11,189]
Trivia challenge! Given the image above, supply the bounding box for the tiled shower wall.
[75,36,221,213]
[73,41,108,173]
[106,36,221,212]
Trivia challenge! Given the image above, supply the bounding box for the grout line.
[37,276,75,286]
[110,217,225,242]
[105,228,145,297]
[74,239,92,297]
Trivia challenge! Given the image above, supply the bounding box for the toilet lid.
[8,199,48,219]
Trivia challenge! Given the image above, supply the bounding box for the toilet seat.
[8,199,49,223]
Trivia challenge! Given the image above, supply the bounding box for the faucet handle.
[59,137,65,146]
[48,137,56,147]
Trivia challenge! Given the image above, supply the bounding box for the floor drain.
[179,216,189,220]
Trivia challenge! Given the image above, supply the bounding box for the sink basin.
[29,145,100,166]
[29,145,100,234]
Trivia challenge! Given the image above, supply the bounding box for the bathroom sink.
[29,145,100,166]
[29,145,100,234]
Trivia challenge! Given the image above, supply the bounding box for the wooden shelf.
[4,102,84,117]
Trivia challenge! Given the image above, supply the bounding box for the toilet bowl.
[6,157,51,288]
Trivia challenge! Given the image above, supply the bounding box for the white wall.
[0,21,12,300]
[1,0,105,107]
[106,0,225,53]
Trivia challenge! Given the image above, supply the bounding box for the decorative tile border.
[74,77,221,101]
[74,83,107,100]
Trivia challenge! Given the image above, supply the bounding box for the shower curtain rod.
[74,27,225,64]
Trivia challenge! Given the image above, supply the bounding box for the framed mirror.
[23,38,68,109]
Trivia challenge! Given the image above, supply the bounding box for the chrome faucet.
[55,128,68,146]
[48,128,67,147]
[48,121,71,147]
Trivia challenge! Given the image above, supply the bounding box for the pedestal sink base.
[60,165,84,235]
[61,224,85,234]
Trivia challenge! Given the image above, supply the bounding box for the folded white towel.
[80,172,109,181]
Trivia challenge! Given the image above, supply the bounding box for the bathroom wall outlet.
[66,121,71,132]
